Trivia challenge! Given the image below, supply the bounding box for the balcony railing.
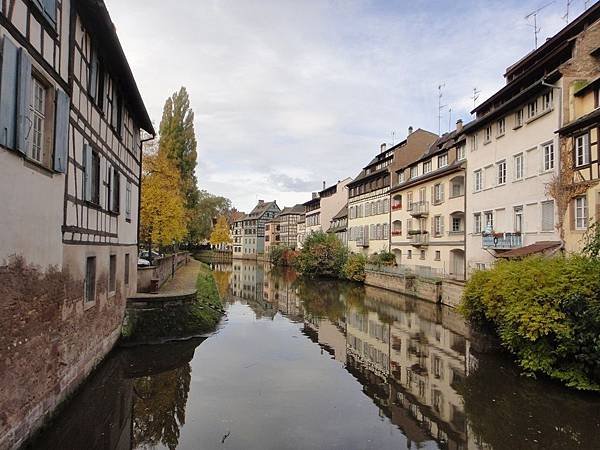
[482,232,522,249]
[410,232,429,246]
[408,201,429,217]
[356,237,369,247]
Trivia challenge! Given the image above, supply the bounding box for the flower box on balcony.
[408,230,422,235]
[392,231,402,236]
[392,205,402,211]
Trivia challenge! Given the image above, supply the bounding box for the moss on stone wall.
[121,264,224,345]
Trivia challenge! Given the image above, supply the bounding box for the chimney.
[380,143,387,153]
[312,192,318,199]
[408,126,413,135]
[456,119,463,133]
[323,181,326,190]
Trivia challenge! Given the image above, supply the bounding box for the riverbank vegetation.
[460,229,600,390]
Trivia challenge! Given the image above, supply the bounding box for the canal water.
[28,261,600,450]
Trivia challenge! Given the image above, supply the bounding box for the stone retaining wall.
[137,252,190,293]
[364,267,464,308]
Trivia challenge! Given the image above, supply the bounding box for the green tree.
[140,145,187,247]
[209,215,232,246]
[294,231,348,278]
[159,87,200,227]
[188,190,232,244]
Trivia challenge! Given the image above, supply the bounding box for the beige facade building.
[0,1,154,447]
[390,124,467,280]
[328,205,348,246]
[464,4,600,273]
[303,178,351,236]
[348,130,438,256]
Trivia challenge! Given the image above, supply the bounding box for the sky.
[104,0,590,213]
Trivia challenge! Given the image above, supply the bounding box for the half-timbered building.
[0,1,154,447]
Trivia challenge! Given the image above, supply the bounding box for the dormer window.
[410,166,418,179]
[528,99,538,118]
[438,153,448,168]
[496,118,505,136]
[422,160,432,174]
[542,91,553,111]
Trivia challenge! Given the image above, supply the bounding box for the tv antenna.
[391,130,396,145]
[525,1,554,49]
[562,0,573,23]
[448,108,453,133]
[471,87,481,110]
[437,83,446,135]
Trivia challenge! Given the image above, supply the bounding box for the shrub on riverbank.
[460,255,600,390]
[269,244,298,267]
[343,253,367,282]
[294,231,348,278]
[368,251,396,267]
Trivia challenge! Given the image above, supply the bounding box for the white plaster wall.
[0,150,64,268]
[466,88,562,272]
[320,178,351,232]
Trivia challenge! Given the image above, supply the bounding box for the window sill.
[84,300,96,311]
[483,140,491,146]
[525,107,553,124]
[496,133,505,139]
[512,124,523,130]
[574,163,591,170]
[23,157,56,177]
[513,178,524,183]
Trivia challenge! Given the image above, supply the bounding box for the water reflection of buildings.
[229,261,276,319]
[307,285,478,450]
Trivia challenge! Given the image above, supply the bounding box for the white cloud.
[105,0,588,212]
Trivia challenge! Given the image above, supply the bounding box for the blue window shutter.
[54,89,69,173]
[84,143,92,201]
[0,37,19,150]
[16,48,32,155]
[42,0,56,24]
[89,51,98,101]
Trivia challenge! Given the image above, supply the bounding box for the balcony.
[482,232,522,250]
[409,232,429,247]
[408,201,429,217]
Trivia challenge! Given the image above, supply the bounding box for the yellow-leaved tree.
[209,215,232,246]
[140,146,188,247]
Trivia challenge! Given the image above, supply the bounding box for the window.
[514,153,524,180]
[29,77,47,163]
[433,183,444,204]
[484,125,492,143]
[365,202,372,216]
[126,181,132,221]
[410,166,418,179]
[438,153,448,168]
[110,167,120,213]
[527,99,538,118]
[575,196,588,230]
[514,206,523,233]
[383,198,389,213]
[575,134,590,167]
[423,160,432,174]
[473,213,481,234]
[484,211,494,231]
[515,109,523,127]
[496,160,506,185]
[420,250,426,260]
[407,250,412,259]
[541,200,554,232]
[398,170,405,184]
[470,134,477,151]
[497,118,505,136]
[543,143,555,171]
[457,143,466,161]
[84,256,96,303]
[474,170,483,192]
[109,255,117,294]
[435,251,441,261]
[85,149,101,205]
[452,216,462,232]
[124,254,130,286]
[433,215,444,236]
[383,223,389,239]
[32,0,57,26]
[542,91,553,111]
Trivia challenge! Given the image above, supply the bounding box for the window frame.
[575,196,589,230]
[574,134,590,167]
[542,142,555,172]
[84,256,96,304]
[474,169,483,192]
[496,160,507,185]
[514,153,524,181]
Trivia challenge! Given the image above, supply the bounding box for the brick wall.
[0,257,127,449]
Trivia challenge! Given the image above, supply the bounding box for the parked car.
[137,258,151,267]
[139,250,162,260]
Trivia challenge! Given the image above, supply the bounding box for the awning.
[497,241,562,259]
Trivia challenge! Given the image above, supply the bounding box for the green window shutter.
[16,48,32,155]
[53,89,69,173]
[0,37,19,150]
[84,143,92,201]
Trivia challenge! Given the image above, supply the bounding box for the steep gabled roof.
[248,201,279,218]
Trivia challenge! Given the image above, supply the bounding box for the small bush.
[368,251,396,266]
[460,255,600,390]
[343,253,367,282]
[583,221,600,259]
[294,231,348,278]
[270,245,298,266]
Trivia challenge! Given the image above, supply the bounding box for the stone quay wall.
[137,252,190,293]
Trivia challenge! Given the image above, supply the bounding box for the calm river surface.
[29,261,600,450]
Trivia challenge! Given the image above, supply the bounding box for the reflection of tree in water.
[458,352,600,450]
[295,278,351,322]
[133,363,192,450]
[212,269,231,300]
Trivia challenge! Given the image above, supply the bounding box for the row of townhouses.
[234,5,600,282]
[1,1,154,447]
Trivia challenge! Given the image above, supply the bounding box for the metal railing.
[410,232,429,246]
[408,201,429,216]
[482,232,523,249]
[365,263,449,280]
